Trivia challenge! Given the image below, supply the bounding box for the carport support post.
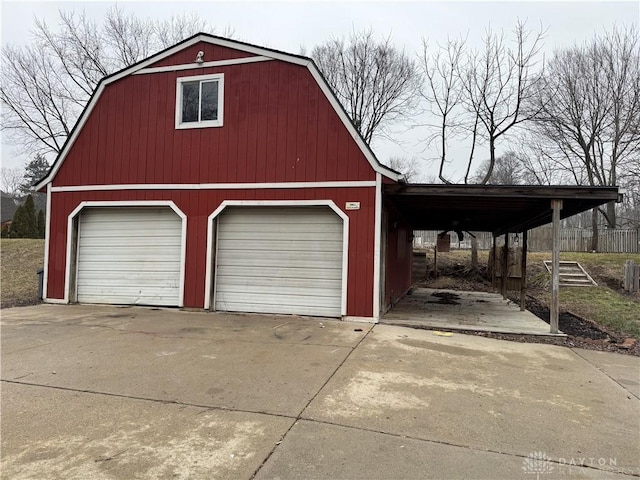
[550,199,563,334]
[520,230,528,311]
[491,236,497,287]
[501,233,509,299]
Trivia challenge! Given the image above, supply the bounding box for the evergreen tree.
[9,204,25,237]
[37,209,45,238]
[19,154,50,194]
[10,194,39,238]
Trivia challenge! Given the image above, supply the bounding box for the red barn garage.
[37,33,413,322]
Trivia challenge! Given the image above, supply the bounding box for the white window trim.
[175,73,224,129]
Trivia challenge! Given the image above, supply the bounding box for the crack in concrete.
[4,324,636,479]
[1,379,298,422]
[249,326,374,480]
[570,348,640,400]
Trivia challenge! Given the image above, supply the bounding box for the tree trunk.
[606,201,616,228]
[590,207,599,252]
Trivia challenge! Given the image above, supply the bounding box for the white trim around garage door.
[204,200,349,316]
[42,182,52,299]
[59,200,187,306]
[372,173,383,321]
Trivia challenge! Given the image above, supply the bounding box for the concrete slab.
[572,348,640,399]
[303,325,640,475]
[2,328,350,417]
[383,288,560,336]
[255,420,633,480]
[1,382,293,480]
[1,304,371,347]
[3,304,638,479]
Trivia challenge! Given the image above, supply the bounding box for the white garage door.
[76,207,182,306]
[214,207,343,317]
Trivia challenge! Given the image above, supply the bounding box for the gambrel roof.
[36,33,401,189]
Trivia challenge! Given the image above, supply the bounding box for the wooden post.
[433,245,438,278]
[550,199,563,334]
[520,230,528,311]
[491,235,497,287]
[471,236,478,269]
[501,233,509,299]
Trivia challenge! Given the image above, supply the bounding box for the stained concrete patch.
[1,382,293,480]
[255,420,632,480]
[383,288,559,335]
[1,327,351,416]
[1,304,371,347]
[572,348,640,399]
[303,325,640,475]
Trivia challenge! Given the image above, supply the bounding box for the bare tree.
[420,21,545,184]
[0,167,24,196]
[1,7,231,159]
[312,29,422,144]
[531,25,640,234]
[385,156,422,182]
[461,21,546,183]
[420,37,467,183]
[471,151,526,185]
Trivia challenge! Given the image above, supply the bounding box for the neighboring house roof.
[1,192,18,223]
[36,32,401,190]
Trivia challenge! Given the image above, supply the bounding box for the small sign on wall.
[345,202,360,210]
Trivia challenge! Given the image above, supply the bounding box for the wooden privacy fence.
[623,260,640,293]
[413,228,640,253]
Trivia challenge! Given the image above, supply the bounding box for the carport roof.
[384,184,621,235]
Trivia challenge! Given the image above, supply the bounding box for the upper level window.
[175,73,224,129]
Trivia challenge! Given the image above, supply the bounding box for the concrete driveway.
[2,304,638,479]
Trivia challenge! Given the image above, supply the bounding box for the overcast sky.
[1,1,638,178]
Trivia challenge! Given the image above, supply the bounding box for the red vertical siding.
[45,41,394,318]
[384,207,413,310]
[46,187,376,317]
[53,59,376,187]
[151,43,253,68]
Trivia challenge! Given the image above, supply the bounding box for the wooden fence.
[413,227,640,253]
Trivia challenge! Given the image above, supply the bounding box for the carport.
[383,184,622,334]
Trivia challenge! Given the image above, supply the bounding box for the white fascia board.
[36,33,399,189]
[306,66,401,182]
[50,180,377,192]
[135,56,273,75]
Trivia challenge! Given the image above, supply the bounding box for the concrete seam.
[570,348,640,400]
[0,379,298,420]
[294,417,638,477]
[249,326,374,479]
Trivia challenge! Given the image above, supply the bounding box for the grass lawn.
[1,239,45,308]
[534,252,640,339]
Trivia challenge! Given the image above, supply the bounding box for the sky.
[1,0,639,179]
